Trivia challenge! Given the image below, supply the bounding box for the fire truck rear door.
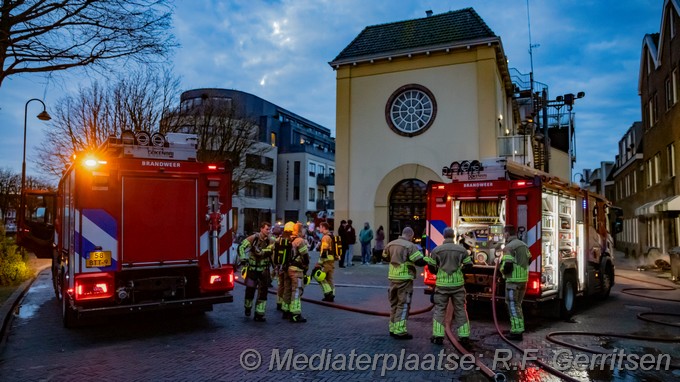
[122,176,197,264]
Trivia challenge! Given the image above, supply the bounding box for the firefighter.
[275,222,294,315]
[499,224,530,341]
[284,222,310,323]
[428,227,473,346]
[314,221,336,302]
[385,226,435,339]
[238,222,275,322]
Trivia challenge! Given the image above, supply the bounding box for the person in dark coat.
[338,220,347,268]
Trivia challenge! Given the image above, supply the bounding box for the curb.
[0,264,51,351]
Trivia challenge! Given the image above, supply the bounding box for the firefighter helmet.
[284,221,295,232]
[312,268,326,282]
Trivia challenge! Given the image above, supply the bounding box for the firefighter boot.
[253,314,266,322]
[290,314,307,323]
[430,336,444,345]
[276,303,282,311]
[282,311,292,320]
[322,293,335,302]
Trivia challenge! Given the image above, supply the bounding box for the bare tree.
[35,68,180,176]
[0,0,176,87]
[162,97,275,196]
[0,168,20,220]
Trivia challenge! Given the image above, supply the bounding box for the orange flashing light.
[436,185,445,189]
[208,164,218,170]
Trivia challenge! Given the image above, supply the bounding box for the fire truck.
[424,158,622,317]
[53,131,235,327]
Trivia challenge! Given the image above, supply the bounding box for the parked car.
[4,221,17,234]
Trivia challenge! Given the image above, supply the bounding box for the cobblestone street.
[1,251,679,381]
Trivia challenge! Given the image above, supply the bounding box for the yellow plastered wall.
[334,45,509,241]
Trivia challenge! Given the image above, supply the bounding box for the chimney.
[426,10,433,17]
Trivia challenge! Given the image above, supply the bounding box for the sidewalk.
[0,253,51,345]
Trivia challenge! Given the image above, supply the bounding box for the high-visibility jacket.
[385,236,433,280]
[430,238,472,287]
[500,236,530,283]
[238,233,275,271]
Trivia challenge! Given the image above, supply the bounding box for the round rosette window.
[385,84,437,137]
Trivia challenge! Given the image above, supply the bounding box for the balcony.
[316,199,335,210]
[317,174,335,186]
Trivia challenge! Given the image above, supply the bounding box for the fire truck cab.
[53,131,235,327]
[425,158,622,317]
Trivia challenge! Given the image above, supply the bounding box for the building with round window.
[329,9,519,244]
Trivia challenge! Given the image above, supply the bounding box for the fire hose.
[545,273,680,369]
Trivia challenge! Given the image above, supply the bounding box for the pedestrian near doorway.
[338,220,347,268]
[359,222,373,265]
[344,219,357,267]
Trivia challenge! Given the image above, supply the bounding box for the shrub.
[0,233,33,286]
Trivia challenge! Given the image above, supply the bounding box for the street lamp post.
[572,172,586,188]
[19,98,51,239]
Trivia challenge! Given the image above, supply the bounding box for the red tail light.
[201,267,234,291]
[526,272,541,296]
[74,273,115,301]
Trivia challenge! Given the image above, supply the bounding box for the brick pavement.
[1,250,678,381]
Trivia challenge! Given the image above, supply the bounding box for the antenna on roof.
[526,0,539,110]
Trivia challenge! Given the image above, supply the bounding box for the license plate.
[86,251,112,268]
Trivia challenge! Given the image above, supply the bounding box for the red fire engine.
[424,158,622,317]
[53,131,235,327]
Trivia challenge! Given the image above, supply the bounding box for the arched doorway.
[389,179,427,243]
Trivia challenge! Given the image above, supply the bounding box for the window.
[673,68,679,106]
[309,162,316,177]
[270,132,277,147]
[633,170,637,193]
[646,159,653,187]
[318,189,325,200]
[244,183,273,198]
[654,153,661,184]
[625,174,630,197]
[245,154,274,171]
[669,144,676,177]
[666,77,674,110]
[648,94,658,128]
[318,165,325,176]
[294,161,300,200]
[385,84,437,137]
[329,191,334,200]
[308,188,315,202]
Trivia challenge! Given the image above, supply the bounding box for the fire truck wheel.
[62,280,78,328]
[599,264,614,299]
[51,255,62,302]
[560,274,577,319]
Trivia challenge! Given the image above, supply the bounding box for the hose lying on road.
[545,273,680,369]
[489,262,582,382]
[234,278,434,317]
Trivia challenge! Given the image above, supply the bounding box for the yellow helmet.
[292,222,305,237]
[284,221,295,232]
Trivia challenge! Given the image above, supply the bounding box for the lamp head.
[37,110,51,121]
